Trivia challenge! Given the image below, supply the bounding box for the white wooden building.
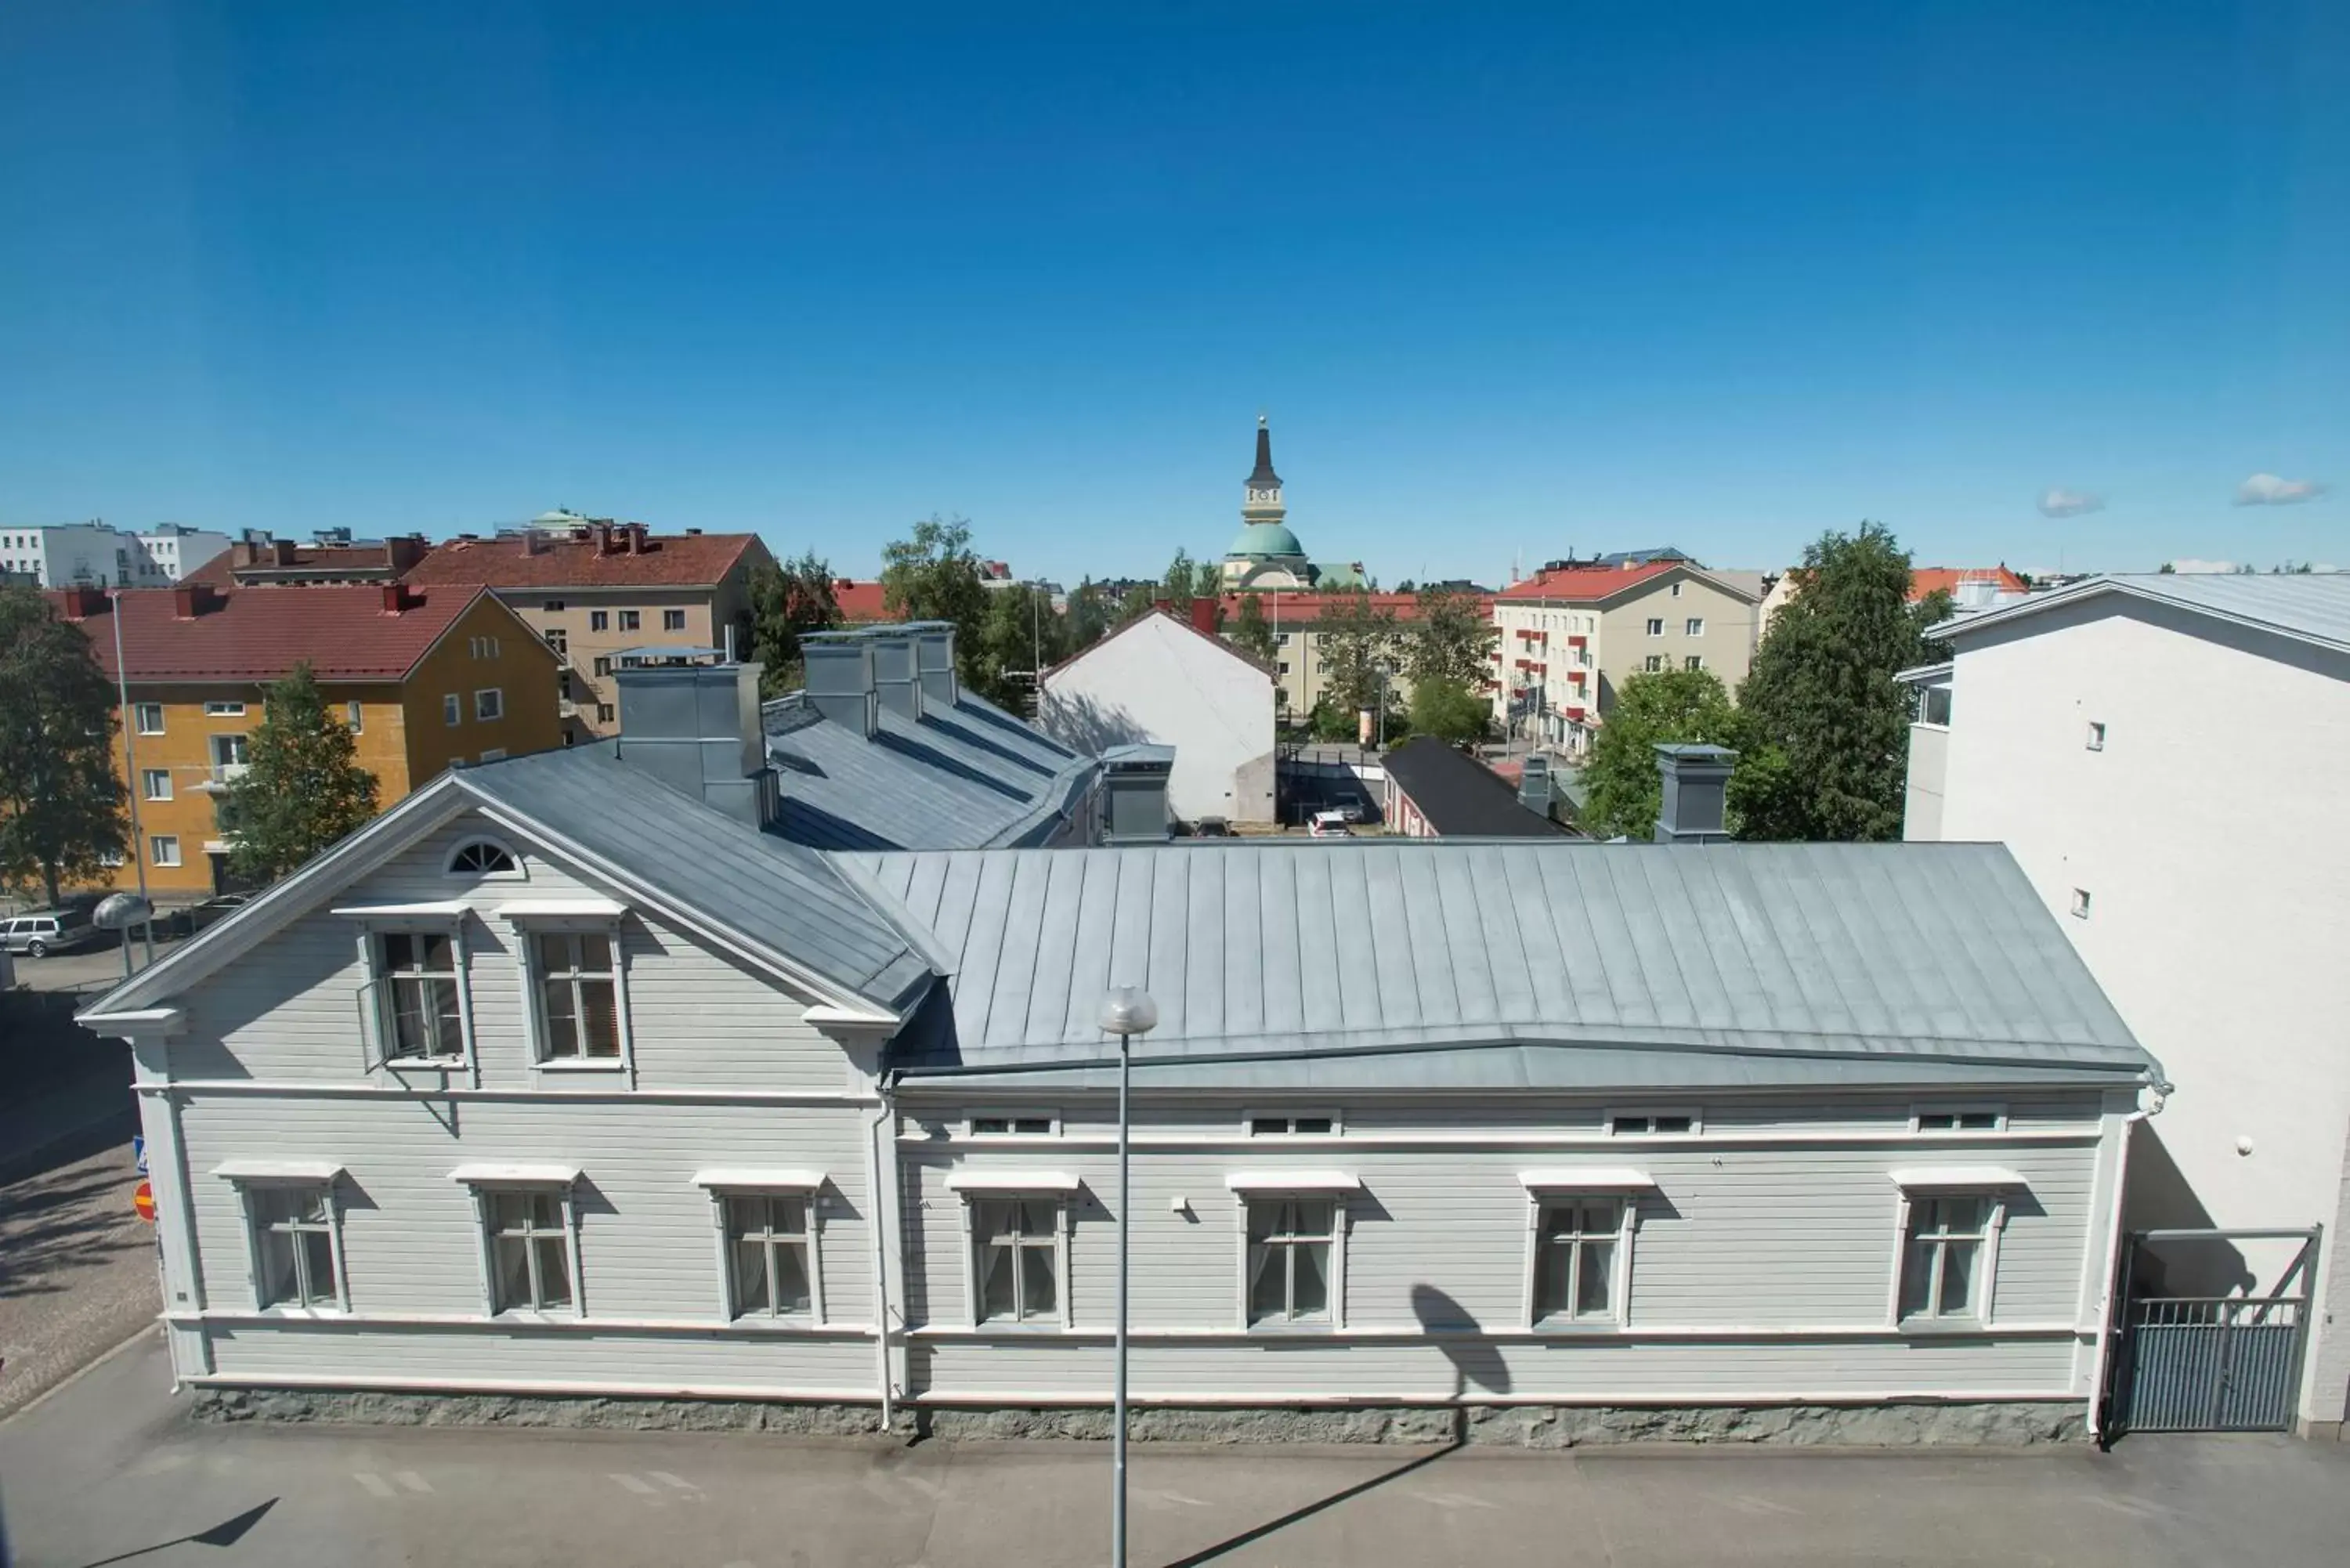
[78,666,2163,1440]
[1039,606,1277,827]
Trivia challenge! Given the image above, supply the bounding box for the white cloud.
[2235,473,2330,506]
[2037,487,2104,518]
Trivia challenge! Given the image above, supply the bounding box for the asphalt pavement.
[4,1331,2348,1568]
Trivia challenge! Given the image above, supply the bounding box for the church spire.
[1242,414,1286,527]
[1247,413,1282,489]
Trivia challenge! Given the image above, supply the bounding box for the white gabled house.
[79,667,2164,1442]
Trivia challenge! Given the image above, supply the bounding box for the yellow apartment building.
[52,580,561,898]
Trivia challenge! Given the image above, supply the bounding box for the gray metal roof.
[1935,573,2350,656]
[761,689,1097,851]
[460,748,934,1011]
[844,840,2158,1090]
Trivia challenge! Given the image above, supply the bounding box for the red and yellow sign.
[132,1180,157,1223]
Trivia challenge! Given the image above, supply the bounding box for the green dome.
[1227,523,1305,559]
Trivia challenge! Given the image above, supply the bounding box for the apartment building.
[50,581,560,899]
[1218,591,1491,718]
[2,521,234,589]
[401,522,770,743]
[1490,561,1762,753]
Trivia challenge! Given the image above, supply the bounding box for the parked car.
[1308,811,1354,838]
[2,907,103,959]
[1193,816,1232,838]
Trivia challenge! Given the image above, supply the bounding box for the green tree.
[225,662,381,883]
[974,582,1072,716]
[1230,594,1278,664]
[1401,586,1498,692]
[1732,522,1950,841]
[1191,560,1222,600]
[881,515,1000,700]
[0,586,128,905]
[1314,588,1398,719]
[1578,667,1737,840]
[1114,581,1158,626]
[1158,549,1198,606]
[747,550,842,698]
[1408,677,1490,747]
[1067,579,1111,650]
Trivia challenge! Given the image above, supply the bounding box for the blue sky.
[2,2,2343,583]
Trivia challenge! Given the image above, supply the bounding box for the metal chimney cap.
[1097,987,1160,1038]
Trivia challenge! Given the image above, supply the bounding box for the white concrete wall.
[1902,721,1948,841]
[1930,598,2350,1425]
[1042,615,1276,824]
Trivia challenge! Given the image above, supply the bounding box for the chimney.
[1653,743,1737,844]
[522,529,546,556]
[911,622,960,710]
[60,584,107,620]
[380,583,416,614]
[1517,753,1555,819]
[233,539,263,569]
[801,631,880,739]
[385,533,429,573]
[1151,598,1173,616]
[613,659,777,827]
[1100,744,1175,844]
[172,583,219,619]
[271,538,299,566]
[625,522,649,554]
[870,631,923,722]
[594,522,616,555]
[1190,597,1219,636]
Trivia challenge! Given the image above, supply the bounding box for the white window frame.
[589,610,609,631]
[1237,1191,1348,1330]
[461,1176,585,1319]
[358,919,475,1072]
[1242,1109,1343,1137]
[1684,617,1705,636]
[443,693,461,726]
[618,609,641,631]
[134,703,164,735]
[2085,721,2106,752]
[1889,1190,2006,1328]
[1606,1107,1701,1137]
[663,608,688,631]
[964,1109,1060,1138]
[1645,617,1665,637]
[149,834,180,868]
[445,837,525,880]
[958,1191,1073,1330]
[1669,582,1683,598]
[1683,655,1704,671]
[474,688,504,721]
[1643,654,1665,673]
[204,700,247,717]
[347,699,364,733]
[141,768,172,801]
[1907,1104,2008,1135]
[514,915,634,1079]
[231,1175,350,1314]
[700,1176,826,1325]
[1523,1193,1636,1330]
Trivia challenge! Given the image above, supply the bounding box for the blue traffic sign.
[132,1135,147,1176]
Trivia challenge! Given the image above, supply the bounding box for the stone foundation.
[193,1388,2082,1446]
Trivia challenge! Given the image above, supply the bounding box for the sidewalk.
[0,1075,137,1183]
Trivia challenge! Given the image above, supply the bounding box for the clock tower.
[1242,414,1285,526]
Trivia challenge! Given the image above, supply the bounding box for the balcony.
[197,761,249,792]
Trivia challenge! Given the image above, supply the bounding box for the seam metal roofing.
[1934,573,2350,656]
[842,840,2158,1092]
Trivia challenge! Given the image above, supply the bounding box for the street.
[3,1331,2348,1568]
[0,1108,158,1422]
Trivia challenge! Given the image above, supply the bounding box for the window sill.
[1244,1321,1338,1336]
[531,1059,629,1073]
[1528,1319,1624,1335]
[1895,1316,1986,1336]
[381,1057,468,1071]
[971,1320,1070,1334]
[489,1308,585,1324]
[252,1304,351,1319]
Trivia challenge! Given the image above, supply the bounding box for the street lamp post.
[110,588,154,965]
[1097,987,1159,1568]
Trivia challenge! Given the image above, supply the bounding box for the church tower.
[1242,414,1285,526]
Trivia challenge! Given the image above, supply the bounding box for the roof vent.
[870,632,923,721]
[1653,743,1737,844]
[801,632,880,739]
[912,623,960,710]
[613,659,775,827]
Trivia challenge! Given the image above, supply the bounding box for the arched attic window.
[446,839,523,879]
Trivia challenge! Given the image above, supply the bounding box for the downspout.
[2085,1078,2168,1444]
[866,1078,897,1433]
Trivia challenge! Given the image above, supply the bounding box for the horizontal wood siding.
[205,1323,876,1396]
[172,814,856,1093]
[179,1094,875,1325]
[905,1332,2081,1403]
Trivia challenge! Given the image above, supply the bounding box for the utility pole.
[110,588,154,965]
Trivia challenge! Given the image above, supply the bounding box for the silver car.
[2,908,103,958]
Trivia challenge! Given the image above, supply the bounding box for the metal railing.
[2103,1226,2321,1438]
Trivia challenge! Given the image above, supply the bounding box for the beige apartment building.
[1490,560,1762,754]
[402,522,770,743]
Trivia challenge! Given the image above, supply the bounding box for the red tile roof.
[400,530,762,591]
[833,580,899,623]
[1217,591,1494,624]
[1909,566,2027,602]
[47,584,501,684]
[182,544,410,588]
[1494,562,1677,602]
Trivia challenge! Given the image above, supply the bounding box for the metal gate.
[2103,1227,2321,1437]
